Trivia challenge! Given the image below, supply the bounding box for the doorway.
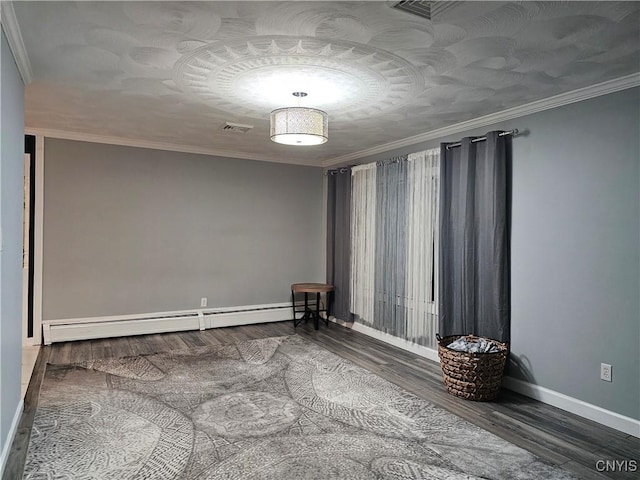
[22,135,40,396]
[23,135,37,345]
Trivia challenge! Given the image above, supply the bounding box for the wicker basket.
[437,334,508,401]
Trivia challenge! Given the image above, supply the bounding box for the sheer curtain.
[350,163,376,324]
[405,148,440,346]
[349,148,440,348]
[374,158,407,338]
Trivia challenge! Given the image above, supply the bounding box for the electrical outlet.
[600,363,612,382]
[200,297,207,308]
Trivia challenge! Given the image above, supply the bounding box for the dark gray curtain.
[374,158,407,338]
[438,132,510,343]
[326,168,352,321]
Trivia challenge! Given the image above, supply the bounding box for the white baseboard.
[502,376,640,438]
[42,303,292,345]
[206,306,291,329]
[331,317,639,438]
[0,399,24,477]
[329,317,440,362]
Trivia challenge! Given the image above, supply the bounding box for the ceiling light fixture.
[270,92,328,146]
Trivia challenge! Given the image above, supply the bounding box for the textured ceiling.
[14,1,640,165]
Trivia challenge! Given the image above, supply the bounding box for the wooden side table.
[291,283,334,330]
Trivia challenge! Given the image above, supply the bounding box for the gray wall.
[0,28,25,462]
[509,88,638,421]
[346,87,640,421]
[43,140,324,319]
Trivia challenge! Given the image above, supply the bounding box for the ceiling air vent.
[220,122,253,134]
[390,1,432,20]
[389,1,461,20]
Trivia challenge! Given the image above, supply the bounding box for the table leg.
[314,292,320,330]
[292,290,297,327]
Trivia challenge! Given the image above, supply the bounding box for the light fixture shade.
[270,107,328,146]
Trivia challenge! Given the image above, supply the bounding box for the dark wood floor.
[4,321,638,480]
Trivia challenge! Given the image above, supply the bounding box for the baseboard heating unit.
[42,303,292,345]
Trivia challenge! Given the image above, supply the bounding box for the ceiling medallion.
[270,92,328,146]
[174,36,422,121]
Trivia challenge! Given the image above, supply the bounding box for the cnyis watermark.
[595,459,638,473]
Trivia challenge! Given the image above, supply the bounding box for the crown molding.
[0,1,33,84]
[321,72,640,167]
[24,128,321,167]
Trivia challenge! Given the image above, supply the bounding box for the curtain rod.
[376,155,407,167]
[327,167,352,175]
[325,158,399,175]
[326,154,407,175]
[327,129,520,174]
[445,129,518,150]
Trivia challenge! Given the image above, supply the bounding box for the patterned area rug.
[24,335,576,479]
